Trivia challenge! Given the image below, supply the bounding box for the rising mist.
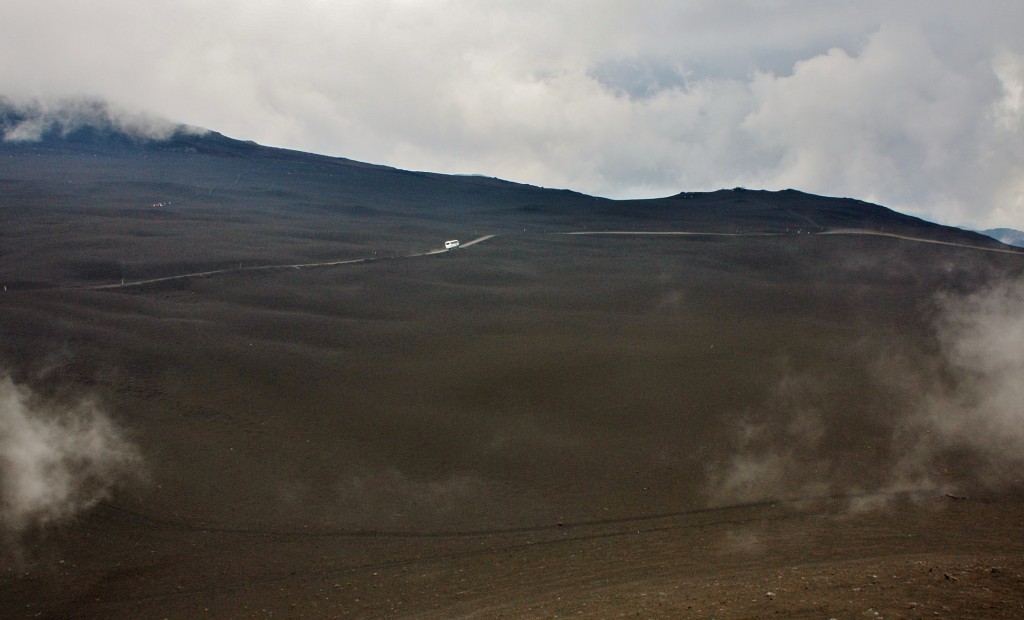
[0,374,142,537]
[709,278,1024,508]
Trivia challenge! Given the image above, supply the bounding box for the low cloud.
[1,96,196,143]
[0,374,142,536]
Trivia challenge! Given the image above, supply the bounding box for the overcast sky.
[3,1,1023,228]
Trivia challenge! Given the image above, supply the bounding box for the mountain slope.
[2,102,1014,288]
[982,227,1024,247]
[3,102,1024,619]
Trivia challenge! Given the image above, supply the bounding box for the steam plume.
[710,279,1024,507]
[0,374,142,534]
[894,280,1024,488]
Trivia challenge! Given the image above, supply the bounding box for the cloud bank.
[0,97,188,142]
[1,1,1022,227]
[0,375,141,535]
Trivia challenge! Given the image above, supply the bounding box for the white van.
[444,240,460,249]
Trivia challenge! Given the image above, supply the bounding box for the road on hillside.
[410,234,496,257]
[560,231,782,237]
[819,228,1024,254]
[27,228,1018,292]
[561,229,1023,254]
[85,234,498,290]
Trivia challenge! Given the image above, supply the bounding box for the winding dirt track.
[819,228,1024,254]
[560,231,782,237]
[563,228,1024,254]
[85,234,499,290]
[78,229,1017,292]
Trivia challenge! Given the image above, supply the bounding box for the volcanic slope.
[2,112,1024,618]
[1,103,1011,289]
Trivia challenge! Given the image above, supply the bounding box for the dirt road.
[85,234,499,290]
[564,228,1023,254]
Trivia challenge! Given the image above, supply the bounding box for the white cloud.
[2,97,185,142]
[741,24,999,221]
[1,1,1023,227]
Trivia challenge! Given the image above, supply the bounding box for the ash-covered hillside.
[3,98,1024,619]
[2,98,1012,289]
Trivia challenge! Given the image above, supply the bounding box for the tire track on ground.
[84,501,824,609]
[96,489,927,540]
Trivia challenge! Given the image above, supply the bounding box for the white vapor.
[1,1,1022,228]
[706,376,831,506]
[1,96,194,142]
[0,375,142,534]
[896,280,1024,487]
[710,279,1024,508]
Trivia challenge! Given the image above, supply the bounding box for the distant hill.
[1,96,1013,288]
[981,228,1024,248]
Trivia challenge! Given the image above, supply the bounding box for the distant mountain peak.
[980,228,1024,248]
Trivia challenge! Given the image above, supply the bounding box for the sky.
[2,1,1024,229]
